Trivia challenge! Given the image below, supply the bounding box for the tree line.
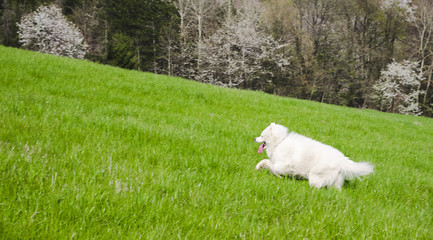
[1,0,433,116]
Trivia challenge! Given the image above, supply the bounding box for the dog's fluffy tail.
[341,160,374,180]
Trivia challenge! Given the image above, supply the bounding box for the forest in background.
[1,0,433,116]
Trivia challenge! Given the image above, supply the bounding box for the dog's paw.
[255,162,262,170]
[255,160,267,170]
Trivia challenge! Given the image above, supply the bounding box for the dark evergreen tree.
[104,0,178,72]
[0,0,50,46]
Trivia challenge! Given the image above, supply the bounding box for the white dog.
[254,123,373,190]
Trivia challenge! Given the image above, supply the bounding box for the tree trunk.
[168,37,172,76]
[197,15,202,71]
[424,65,433,104]
[104,20,108,58]
[152,20,157,74]
[137,46,141,71]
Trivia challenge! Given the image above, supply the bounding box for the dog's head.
[254,123,288,153]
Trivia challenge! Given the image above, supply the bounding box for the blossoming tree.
[18,4,87,59]
[373,60,423,115]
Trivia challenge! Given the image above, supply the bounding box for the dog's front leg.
[256,159,271,170]
[255,159,282,179]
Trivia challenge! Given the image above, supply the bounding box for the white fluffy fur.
[254,123,373,190]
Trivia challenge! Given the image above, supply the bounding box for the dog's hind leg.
[308,174,325,189]
[331,173,344,191]
[309,169,343,190]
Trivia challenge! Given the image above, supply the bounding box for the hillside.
[1,46,432,239]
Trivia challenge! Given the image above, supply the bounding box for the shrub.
[17,4,87,59]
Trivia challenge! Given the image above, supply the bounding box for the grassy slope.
[0,46,432,239]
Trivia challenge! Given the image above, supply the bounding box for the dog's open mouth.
[258,142,266,154]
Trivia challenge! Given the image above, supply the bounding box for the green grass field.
[1,45,433,239]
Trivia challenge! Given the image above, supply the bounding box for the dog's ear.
[268,123,275,136]
[269,122,275,132]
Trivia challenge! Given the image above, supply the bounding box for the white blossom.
[17,4,87,59]
[381,0,417,22]
[373,59,423,115]
[198,1,290,87]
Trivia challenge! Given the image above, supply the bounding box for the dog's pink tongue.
[258,143,265,154]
